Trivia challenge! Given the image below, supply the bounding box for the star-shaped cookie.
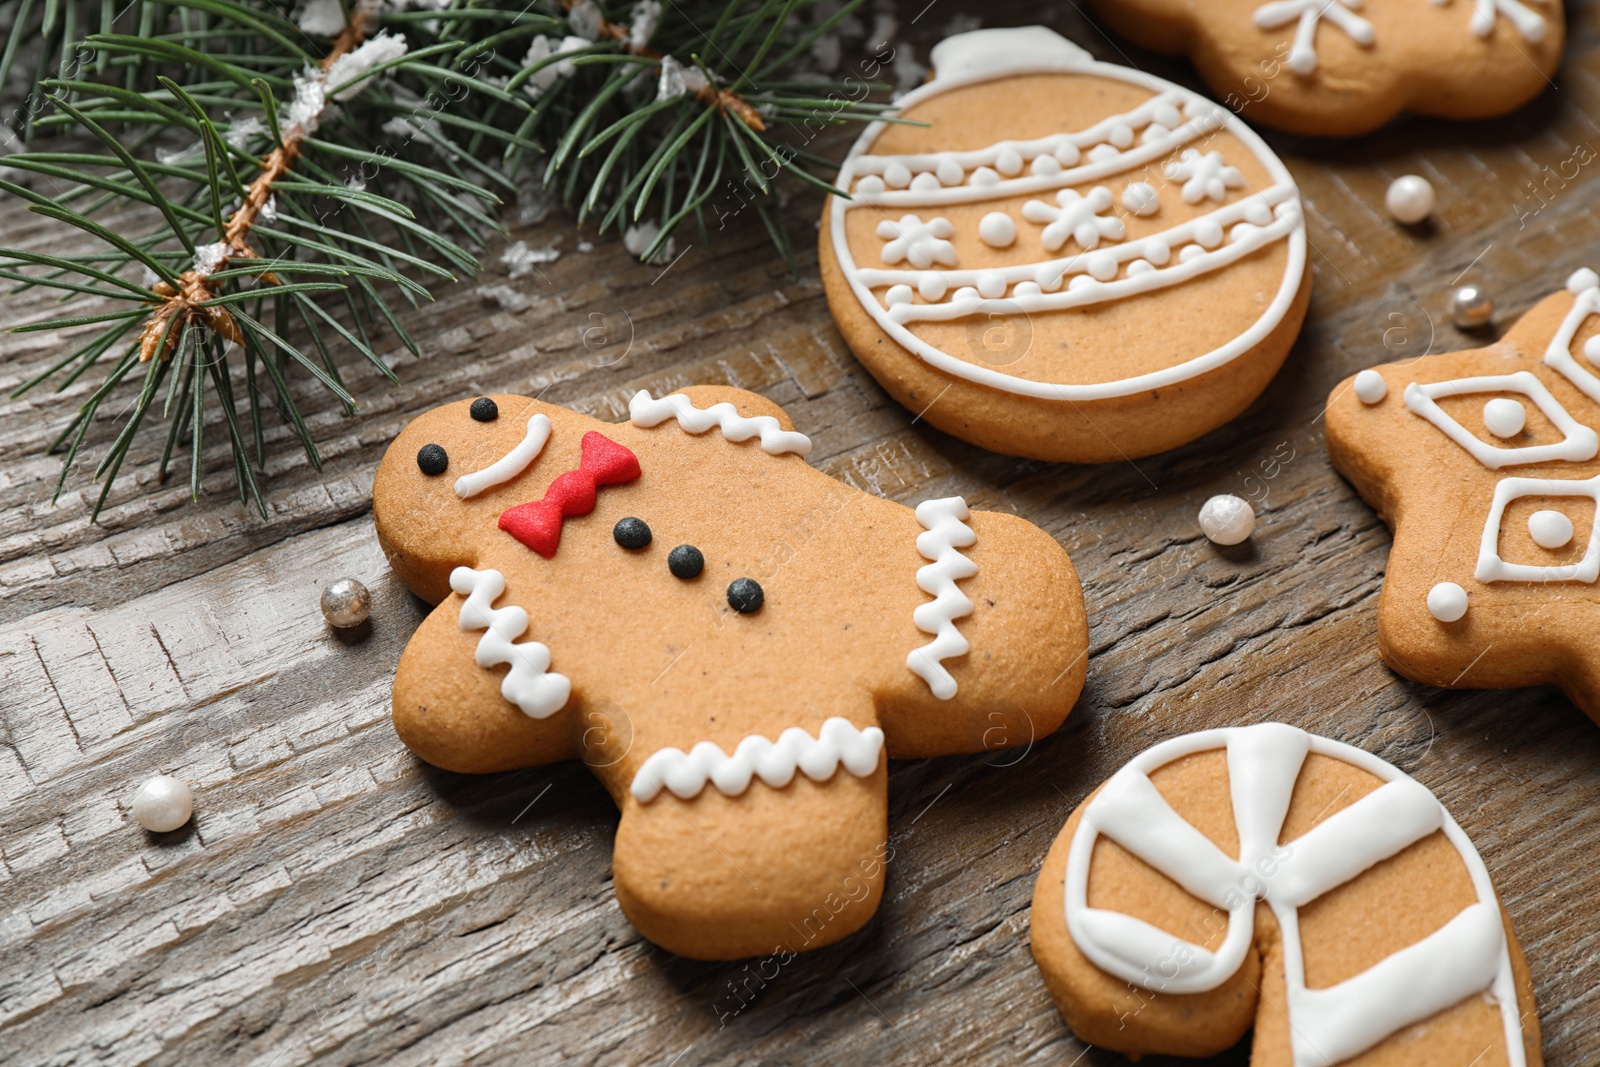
[1327,269,1600,720]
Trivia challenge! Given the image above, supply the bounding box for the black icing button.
[668,544,704,579]
[470,396,499,422]
[614,517,652,550]
[726,577,763,614]
[417,443,449,476]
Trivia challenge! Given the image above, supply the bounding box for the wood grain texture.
[4,2,1600,1062]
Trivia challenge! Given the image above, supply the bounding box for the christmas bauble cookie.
[1327,269,1600,723]
[820,27,1310,464]
[1088,0,1564,137]
[373,385,1089,959]
[1032,723,1541,1065]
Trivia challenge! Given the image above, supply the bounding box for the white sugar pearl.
[884,162,911,188]
[1483,397,1526,438]
[978,212,1016,248]
[1353,369,1388,404]
[132,776,193,833]
[1198,494,1255,545]
[1427,582,1468,623]
[1529,510,1574,549]
[1568,267,1599,293]
[885,284,913,306]
[976,270,1007,299]
[1122,182,1160,217]
[996,148,1023,176]
[1385,174,1435,224]
[935,158,964,185]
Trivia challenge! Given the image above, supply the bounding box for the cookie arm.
[392,595,577,774]
[877,508,1089,758]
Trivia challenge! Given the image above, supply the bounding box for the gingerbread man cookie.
[1087,0,1564,137]
[820,27,1310,464]
[1032,723,1540,1065]
[1327,270,1600,722]
[373,386,1089,959]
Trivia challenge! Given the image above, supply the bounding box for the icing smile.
[455,411,553,499]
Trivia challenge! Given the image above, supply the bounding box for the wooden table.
[4,4,1600,1062]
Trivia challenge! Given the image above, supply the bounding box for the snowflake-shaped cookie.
[876,214,958,268]
[1021,186,1125,253]
[1165,149,1245,204]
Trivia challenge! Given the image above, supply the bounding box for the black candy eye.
[726,578,763,614]
[668,544,704,579]
[614,517,652,550]
[470,397,499,422]
[417,443,448,475]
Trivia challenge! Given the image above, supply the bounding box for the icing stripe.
[907,497,977,700]
[454,413,552,499]
[852,112,1227,210]
[628,390,813,457]
[450,567,570,718]
[887,207,1298,327]
[629,717,884,802]
[1541,277,1600,404]
[1475,475,1600,583]
[1062,724,1523,1067]
[854,185,1295,293]
[850,90,1189,177]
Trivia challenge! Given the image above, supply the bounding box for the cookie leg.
[879,508,1089,758]
[612,765,889,960]
[392,599,577,774]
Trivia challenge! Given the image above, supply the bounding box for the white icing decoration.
[1353,369,1387,404]
[450,567,571,718]
[907,497,976,700]
[1541,272,1600,404]
[1165,148,1245,204]
[886,284,913,307]
[1428,581,1469,622]
[870,189,1298,321]
[1031,154,1061,177]
[629,717,885,802]
[1529,508,1574,549]
[454,412,552,499]
[1476,475,1600,582]
[1435,0,1548,40]
[918,272,948,301]
[1063,723,1524,1067]
[936,157,963,185]
[1482,397,1527,438]
[1404,372,1598,469]
[928,26,1092,81]
[978,211,1017,248]
[628,390,813,457]
[910,171,942,193]
[976,270,1006,299]
[829,37,1306,402]
[1022,186,1125,252]
[1121,181,1160,217]
[877,214,958,268]
[1254,0,1375,75]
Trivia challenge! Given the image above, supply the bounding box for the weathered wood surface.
[5,3,1600,1063]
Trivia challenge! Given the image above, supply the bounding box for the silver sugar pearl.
[320,577,371,628]
[1450,284,1495,330]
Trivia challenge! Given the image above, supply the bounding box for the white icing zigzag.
[629,717,885,802]
[907,497,977,700]
[450,567,571,718]
[628,390,813,457]
[455,412,552,499]
[1064,723,1524,1067]
[1253,0,1374,75]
